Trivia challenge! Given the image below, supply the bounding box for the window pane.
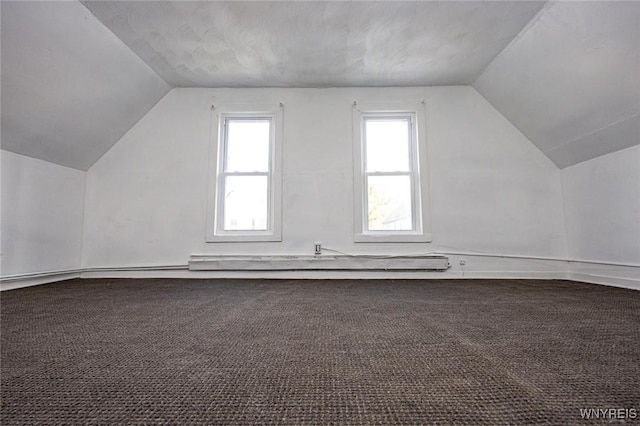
[365,118,410,172]
[225,119,270,172]
[367,175,412,231]
[224,176,268,231]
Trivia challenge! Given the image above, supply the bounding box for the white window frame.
[206,104,283,242]
[352,101,432,243]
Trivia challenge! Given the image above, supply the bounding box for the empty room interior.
[1,0,639,424]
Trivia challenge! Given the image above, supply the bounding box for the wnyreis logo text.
[580,408,637,420]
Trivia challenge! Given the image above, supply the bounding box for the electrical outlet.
[459,259,466,266]
[314,242,322,255]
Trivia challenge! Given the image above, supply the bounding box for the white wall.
[562,146,640,289]
[1,150,85,280]
[82,87,567,278]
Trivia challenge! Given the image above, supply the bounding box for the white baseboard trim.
[568,262,640,290]
[82,254,567,280]
[0,265,183,291]
[570,273,640,290]
[0,270,82,291]
[4,256,637,290]
[81,268,565,280]
[441,270,568,280]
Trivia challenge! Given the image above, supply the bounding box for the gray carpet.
[1,278,639,424]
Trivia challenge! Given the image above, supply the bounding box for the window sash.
[364,172,416,232]
[222,117,271,173]
[361,113,420,234]
[217,116,274,234]
[363,117,412,173]
[218,172,270,231]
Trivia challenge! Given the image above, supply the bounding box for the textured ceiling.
[82,1,545,87]
[1,1,171,170]
[2,1,637,171]
[474,1,640,168]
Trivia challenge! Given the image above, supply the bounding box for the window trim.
[352,101,432,243]
[206,104,283,242]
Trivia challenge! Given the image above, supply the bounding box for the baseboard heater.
[189,255,450,271]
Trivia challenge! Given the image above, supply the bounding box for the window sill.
[354,233,432,243]
[206,233,282,243]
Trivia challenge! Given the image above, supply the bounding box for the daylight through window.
[364,116,415,231]
[354,106,430,243]
[207,106,283,242]
[218,117,271,231]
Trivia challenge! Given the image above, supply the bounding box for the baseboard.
[570,273,640,290]
[79,254,569,280]
[441,270,567,280]
[81,267,566,281]
[0,270,82,291]
[4,257,637,290]
[568,262,640,290]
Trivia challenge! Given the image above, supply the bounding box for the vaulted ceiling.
[1,1,171,170]
[1,1,638,170]
[474,1,640,168]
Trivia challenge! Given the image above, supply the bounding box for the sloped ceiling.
[1,1,638,170]
[1,1,171,170]
[474,1,640,168]
[81,1,545,88]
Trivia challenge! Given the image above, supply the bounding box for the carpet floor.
[1,278,639,424]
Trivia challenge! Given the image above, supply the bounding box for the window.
[206,106,283,242]
[353,102,431,242]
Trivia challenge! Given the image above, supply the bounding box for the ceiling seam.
[470,86,561,171]
[0,149,85,172]
[84,88,173,172]
[472,1,553,86]
[78,0,174,89]
[544,111,640,155]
